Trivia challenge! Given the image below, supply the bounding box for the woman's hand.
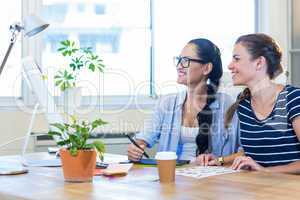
[195,153,220,166]
[231,156,265,171]
[127,140,146,161]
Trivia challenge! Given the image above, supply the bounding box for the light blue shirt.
[136,91,240,159]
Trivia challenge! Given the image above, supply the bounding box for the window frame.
[0,0,39,108]
[288,0,300,86]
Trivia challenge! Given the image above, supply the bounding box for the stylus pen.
[126,134,150,158]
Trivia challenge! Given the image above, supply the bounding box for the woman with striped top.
[197,33,300,174]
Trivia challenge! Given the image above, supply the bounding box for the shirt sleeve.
[135,97,164,148]
[213,93,241,156]
[228,111,242,153]
[287,87,300,122]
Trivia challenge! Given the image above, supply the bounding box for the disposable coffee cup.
[155,151,177,183]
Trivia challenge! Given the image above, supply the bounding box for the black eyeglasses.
[174,56,206,68]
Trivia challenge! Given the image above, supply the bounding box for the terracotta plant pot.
[60,149,96,182]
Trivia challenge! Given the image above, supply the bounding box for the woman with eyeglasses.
[199,33,300,174]
[127,38,239,163]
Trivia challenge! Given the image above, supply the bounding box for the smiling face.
[176,43,209,87]
[227,43,260,87]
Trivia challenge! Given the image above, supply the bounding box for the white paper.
[100,153,130,164]
[176,166,238,179]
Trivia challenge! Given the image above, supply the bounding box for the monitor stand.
[0,163,28,175]
[21,103,61,167]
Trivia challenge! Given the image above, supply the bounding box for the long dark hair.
[187,38,223,155]
[224,33,283,128]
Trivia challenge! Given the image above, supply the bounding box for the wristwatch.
[217,156,225,166]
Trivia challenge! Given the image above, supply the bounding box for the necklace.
[182,99,206,127]
[251,84,280,120]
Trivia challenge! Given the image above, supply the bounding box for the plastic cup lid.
[155,151,177,160]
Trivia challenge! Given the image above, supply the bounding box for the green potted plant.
[54,40,105,114]
[48,115,107,182]
[55,39,105,91]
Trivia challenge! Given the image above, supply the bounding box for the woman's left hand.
[231,156,265,171]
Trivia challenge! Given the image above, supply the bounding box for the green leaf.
[55,80,63,86]
[58,40,79,57]
[98,63,105,68]
[82,47,92,54]
[92,140,105,153]
[89,63,95,71]
[97,67,104,73]
[51,123,65,132]
[92,140,105,161]
[83,143,93,149]
[57,139,70,146]
[48,131,62,137]
[69,134,82,147]
[69,56,84,71]
[91,118,108,130]
[60,84,66,91]
[70,63,76,71]
[54,75,61,79]
[70,146,78,156]
[72,48,79,53]
[70,115,77,124]
[54,69,76,92]
[57,47,65,52]
[61,40,68,46]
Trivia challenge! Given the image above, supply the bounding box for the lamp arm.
[0,27,21,76]
[0,42,15,76]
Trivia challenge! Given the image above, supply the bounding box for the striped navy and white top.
[238,85,300,167]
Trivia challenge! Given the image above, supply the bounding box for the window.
[41,0,150,98]
[153,0,256,95]
[0,0,256,107]
[40,0,255,100]
[0,0,21,97]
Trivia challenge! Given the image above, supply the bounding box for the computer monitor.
[21,57,62,167]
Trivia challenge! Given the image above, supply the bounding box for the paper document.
[100,153,130,164]
[176,166,238,179]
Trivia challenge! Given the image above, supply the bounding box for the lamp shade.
[0,14,49,76]
[23,15,49,37]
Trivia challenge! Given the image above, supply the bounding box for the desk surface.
[0,153,300,200]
